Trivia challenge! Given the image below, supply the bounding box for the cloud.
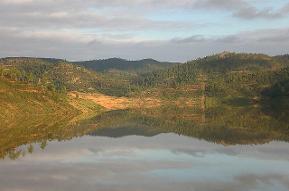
[172,27,289,44]
[193,0,289,19]
[0,10,194,31]
[171,35,206,44]
[0,0,288,26]
[234,6,287,19]
[1,0,35,4]
[1,25,289,62]
[0,0,288,60]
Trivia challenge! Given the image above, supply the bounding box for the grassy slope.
[0,79,78,126]
[0,78,107,159]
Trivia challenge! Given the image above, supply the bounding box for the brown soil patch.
[68,91,161,111]
[18,89,40,93]
[69,92,131,110]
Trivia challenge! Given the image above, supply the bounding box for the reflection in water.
[0,104,289,191]
[89,106,289,145]
[1,104,289,159]
[0,135,289,191]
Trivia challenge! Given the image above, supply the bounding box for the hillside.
[0,79,77,127]
[261,66,289,96]
[1,53,289,110]
[0,57,100,91]
[0,58,109,130]
[74,58,177,73]
[0,79,104,159]
[135,52,289,101]
[0,57,136,96]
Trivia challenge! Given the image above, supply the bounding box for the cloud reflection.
[1,134,289,191]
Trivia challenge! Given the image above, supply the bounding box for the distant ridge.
[0,57,64,63]
[74,58,177,73]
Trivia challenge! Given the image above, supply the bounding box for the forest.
[1,52,289,109]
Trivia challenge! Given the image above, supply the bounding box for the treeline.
[191,52,279,73]
[201,53,289,98]
[204,70,278,97]
[74,58,176,73]
[133,52,289,100]
[134,63,199,87]
[262,67,289,97]
[0,58,67,93]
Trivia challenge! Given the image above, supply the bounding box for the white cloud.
[1,0,35,4]
[0,0,288,60]
[1,25,289,61]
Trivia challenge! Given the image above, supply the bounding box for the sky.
[0,0,289,61]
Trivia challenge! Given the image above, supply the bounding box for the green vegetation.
[0,57,135,96]
[0,79,76,121]
[1,53,289,121]
[135,63,199,87]
[135,52,289,101]
[74,58,176,73]
[0,57,101,93]
[262,66,289,97]
[3,53,289,100]
[74,58,178,96]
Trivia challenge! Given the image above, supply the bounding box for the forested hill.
[273,54,289,64]
[0,57,138,96]
[135,52,289,98]
[0,57,64,65]
[1,53,289,99]
[0,57,102,92]
[181,52,288,74]
[74,58,177,73]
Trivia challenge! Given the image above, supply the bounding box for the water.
[0,106,289,191]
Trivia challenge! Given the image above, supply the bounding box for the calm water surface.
[1,107,289,191]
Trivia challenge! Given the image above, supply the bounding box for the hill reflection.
[1,102,289,159]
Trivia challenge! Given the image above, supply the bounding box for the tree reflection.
[0,101,289,160]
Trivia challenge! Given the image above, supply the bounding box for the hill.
[135,52,289,100]
[0,57,136,96]
[74,58,177,73]
[1,53,289,107]
[0,57,100,91]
